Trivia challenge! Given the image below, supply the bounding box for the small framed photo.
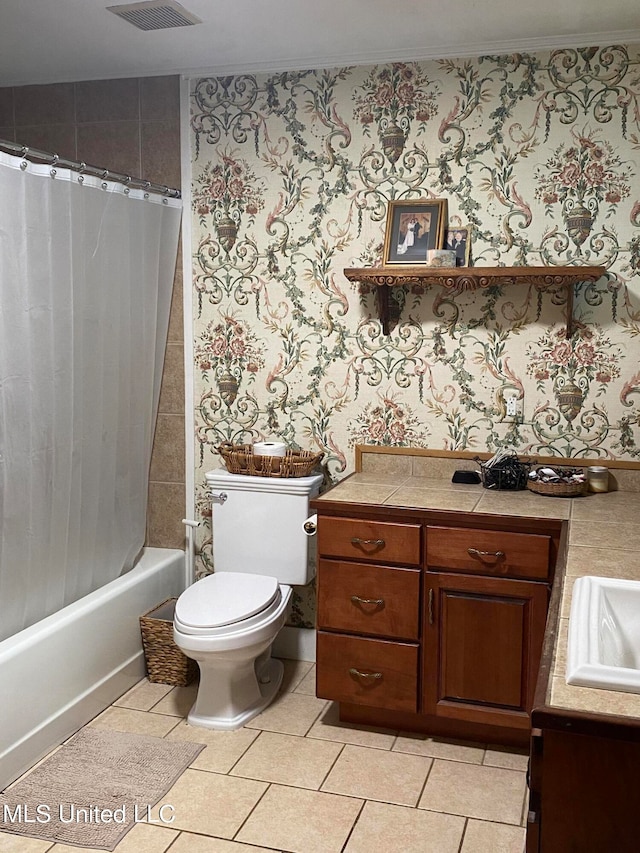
[383,199,448,265]
[444,226,471,267]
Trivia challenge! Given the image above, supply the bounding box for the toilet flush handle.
[211,492,228,505]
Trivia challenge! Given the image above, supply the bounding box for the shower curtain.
[0,151,182,642]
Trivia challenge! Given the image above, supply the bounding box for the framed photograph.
[444,225,471,267]
[383,199,448,265]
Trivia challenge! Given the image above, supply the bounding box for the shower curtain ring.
[50,153,59,166]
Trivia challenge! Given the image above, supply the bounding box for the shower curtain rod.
[0,138,181,199]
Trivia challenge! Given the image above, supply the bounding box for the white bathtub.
[0,547,185,789]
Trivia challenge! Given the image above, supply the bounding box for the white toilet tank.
[205,469,323,585]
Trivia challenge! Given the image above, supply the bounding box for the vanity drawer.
[317,517,421,566]
[317,560,421,640]
[316,631,418,712]
[426,525,551,580]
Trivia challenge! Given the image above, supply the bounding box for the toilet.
[173,468,322,730]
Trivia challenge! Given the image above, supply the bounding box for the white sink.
[567,575,640,693]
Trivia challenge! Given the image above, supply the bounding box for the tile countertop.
[316,466,640,722]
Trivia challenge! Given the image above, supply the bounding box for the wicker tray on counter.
[218,442,324,478]
[527,479,588,498]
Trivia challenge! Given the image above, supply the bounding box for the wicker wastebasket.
[139,598,198,687]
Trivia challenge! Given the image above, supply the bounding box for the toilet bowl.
[174,571,292,729]
[173,468,322,730]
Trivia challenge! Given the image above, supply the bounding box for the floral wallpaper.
[189,46,640,626]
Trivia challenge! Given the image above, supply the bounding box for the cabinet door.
[423,572,548,728]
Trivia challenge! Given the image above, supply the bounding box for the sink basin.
[567,575,640,693]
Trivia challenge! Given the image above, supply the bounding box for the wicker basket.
[527,479,588,498]
[218,442,324,478]
[139,598,198,686]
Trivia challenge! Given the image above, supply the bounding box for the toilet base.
[186,657,284,731]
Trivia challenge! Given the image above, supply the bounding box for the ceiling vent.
[107,0,202,30]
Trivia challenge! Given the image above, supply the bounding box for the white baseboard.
[273,626,316,662]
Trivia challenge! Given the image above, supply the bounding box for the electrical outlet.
[503,391,523,421]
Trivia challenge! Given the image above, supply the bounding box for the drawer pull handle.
[351,537,385,547]
[468,547,505,561]
[351,595,385,607]
[349,667,382,681]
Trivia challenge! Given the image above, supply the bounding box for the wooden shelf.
[344,265,607,336]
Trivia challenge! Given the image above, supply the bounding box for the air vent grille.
[107,0,202,30]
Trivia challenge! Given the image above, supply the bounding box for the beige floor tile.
[150,683,199,718]
[150,769,267,838]
[0,832,52,852]
[419,760,526,824]
[168,834,277,853]
[483,746,529,771]
[321,744,431,806]
[230,731,342,789]
[461,819,526,852]
[244,692,327,736]
[87,706,180,737]
[236,784,362,853]
[165,722,259,773]
[279,658,313,693]
[306,702,396,749]
[344,800,465,853]
[293,664,317,695]
[393,732,485,764]
[113,678,173,711]
[50,822,178,852]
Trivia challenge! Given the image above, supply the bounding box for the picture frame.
[383,199,448,265]
[444,225,471,267]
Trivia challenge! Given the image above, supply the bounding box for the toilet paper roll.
[253,441,287,457]
[303,514,318,536]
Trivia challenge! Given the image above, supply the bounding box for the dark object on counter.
[452,470,481,484]
[476,453,530,491]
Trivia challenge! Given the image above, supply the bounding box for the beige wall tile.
[146,482,186,549]
[11,124,76,159]
[75,78,140,123]
[0,126,16,142]
[14,83,75,126]
[231,730,342,789]
[344,800,465,853]
[0,88,14,125]
[150,414,186,482]
[419,760,526,824]
[236,784,362,853]
[167,255,184,344]
[141,120,181,189]
[141,76,181,122]
[76,121,141,176]
[322,744,431,806]
[359,452,413,477]
[158,342,185,414]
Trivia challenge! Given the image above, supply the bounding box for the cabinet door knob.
[467,547,505,562]
[351,537,385,547]
[349,667,383,681]
[351,595,385,607]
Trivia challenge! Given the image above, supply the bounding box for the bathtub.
[0,547,185,789]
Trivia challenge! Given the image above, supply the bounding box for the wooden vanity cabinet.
[423,525,551,729]
[314,501,558,744]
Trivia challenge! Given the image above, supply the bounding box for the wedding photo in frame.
[444,225,472,267]
[383,199,447,265]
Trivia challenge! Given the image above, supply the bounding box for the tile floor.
[0,660,528,853]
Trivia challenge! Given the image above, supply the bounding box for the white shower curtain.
[0,151,182,642]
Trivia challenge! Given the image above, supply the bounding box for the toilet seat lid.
[175,571,279,629]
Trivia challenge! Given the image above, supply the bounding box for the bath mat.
[0,727,205,850]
